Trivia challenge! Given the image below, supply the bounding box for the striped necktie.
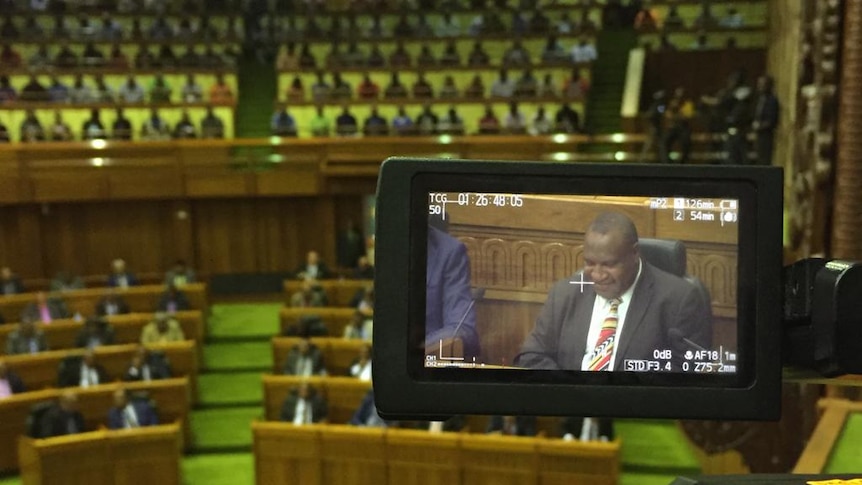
[587,298,622,371]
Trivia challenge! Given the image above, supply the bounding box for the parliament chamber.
[2,0,862,484]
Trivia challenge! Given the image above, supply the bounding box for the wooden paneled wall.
[0,196,365,280]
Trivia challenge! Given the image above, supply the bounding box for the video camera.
[373,158,862,422]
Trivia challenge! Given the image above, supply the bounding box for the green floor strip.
[191,407,262,451]
[0,476,21,485]
[198,372,264,407]
[203,342,272,372]
[616,420,701,473]
[825,412,862,472]
[208,303,282,340]
[182,453,254,485]
[621,472,680,485]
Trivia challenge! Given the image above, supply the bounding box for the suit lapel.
[559,273,596,368]
[615,263,655,362]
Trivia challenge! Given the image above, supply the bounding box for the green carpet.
[182,453,254,485]
[0,477,20,485]
[191,407,262,451]
[616,420,701,473]
[621,472,679,485]
[198,372,264,407]
[825,412,862,472]
[207,304,282,340]
[203,342,272,372]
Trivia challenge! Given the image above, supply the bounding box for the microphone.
[448,287,486,358]
[668,328,707,352]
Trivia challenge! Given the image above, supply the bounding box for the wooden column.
[831,0,862,260]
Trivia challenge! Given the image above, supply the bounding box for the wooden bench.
[3,341,198,395]
[1,377,190,472]
[19,422,183,485]
[0,311,205,354]
[0,283,209,321]
[262,375,371,425]
[283,280,372,308]
[252,422,621,485]
[279,307,359,338]
[271,337,368,377]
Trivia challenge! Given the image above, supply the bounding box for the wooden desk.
[18,422,182,485]
[0,311,205,354]
[3,341,198,393]
[279,307,359,338]
[0,283,209,321]
[252,423,622,485]
[283,280,372,308]
[262,375,371,425]
[0,378,190,472]
[272,337,368,377]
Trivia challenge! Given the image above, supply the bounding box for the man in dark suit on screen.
[515,212,711,371]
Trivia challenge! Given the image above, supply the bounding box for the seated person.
[285,76,304,103]
[331,73,352,101]
[384,73,408,99]
[343,311,373,341]
[283,314,328,337]
[282,337,327,376]
[149,74,172,103]
[49,112,73,141]
[349,343,372,381]
[108,258,138,288]
[108,388,159,429]
[392,108,415,136]
[465,75,486,99]
[48,77,70,103]
[367,44,385,68]
[415,105,439,135]
[299,44,316,69]
[280,382,328,425]
[363,107,388,136]
[324,42,344,69]
[560,416,614,442]
[416,44,436,67]
[335,106,359,136]
[310,107,331,137]
[467,41,490,67]
[502,40,531,67]
[181,74,203,103]
[503,102,528,134]
[296,250,330,279]
[663,6,685,29]
[95,290,131,316]
[272,108,298,137]
[75,317,116,349]
[118,76,145,103]
[349,389,390,427]
[201,106,225,139]
[357,74,380,100]
[571,35,598,64]
[539,73,558,98]
[439,41,460,66]
[438,107,465,135]
[530,106,554,135]
[157,284,191,313]
[0,122,9,142]
[563,68,590,100]
[39,390,85,438]
[290,279,328,308]
[542,35,568,63]
[21,291,71,323]
[0,360,25,398]
[555,103,582,133]
[82,108,107,140]
[19,76,49,102]
[515,70,539,98]
[342,42,365,68]
[478,105,501,134]
[123,346,171,381]
[412,74,434,99]
[491,70,516,98]
[487,415,538,436]
[58,349,109,387]
[141,312,185,344]
[353,255,375,279]
[19,110,45,142]
[437,75,460,99]
[165,259,196,287]
[173,111,197,139]
[50,270,84,292]
[388,41,411,68]
[694,3,718,29]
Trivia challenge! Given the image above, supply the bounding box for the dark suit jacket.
[425,226,479,357]
[20,299,70,322]
[487,415,538,436]
[58,360,109,388]
[754,93,779,133]
[282,346,327,376]
[40,406,86,438]
[295,262,331,280]
[1,277,25,295]
[95,297,131,316]
[6,330,48,355]
[515,261,711,371]
[2,371,25,394]
[107,272,139,288]
[280,391,328,423]
[107,400,159,429]
[75,326,116,348]
[156,292,191,312]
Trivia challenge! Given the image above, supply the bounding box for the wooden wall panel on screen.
[0,206,44,279]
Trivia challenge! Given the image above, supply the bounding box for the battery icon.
[720,200,737,210]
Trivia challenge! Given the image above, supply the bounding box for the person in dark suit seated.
[280,382,328,425]
[59,349,109,388]
[349,389,393,427]
[75,317,116,349]
[40,390,86,438]
[283,337,327,376]
[283,314,329,337]
[123,346,171,382]
[156,284,191,313]
[6,319,48,355]
[515,212,712,371]
[95,290,131,316]
[108,258,139,288]
[0,359,26,398]
[296,250,330,280]
[289,279,328,308]
[560,416,615,442]
[107,388,159,429]
[486,415,538,436]
[21,291,71,323]
[0,266,25,295]
[49,270,85,292]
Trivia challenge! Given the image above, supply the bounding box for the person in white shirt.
[117,76,145,103]
[490,69,516,98]
[571,36,598,64]
[349,344,372,381]
[503,102,527,134]
[280,382,328,425]
[181,74,203,102]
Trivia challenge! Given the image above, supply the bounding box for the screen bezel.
[374,158,782,420]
